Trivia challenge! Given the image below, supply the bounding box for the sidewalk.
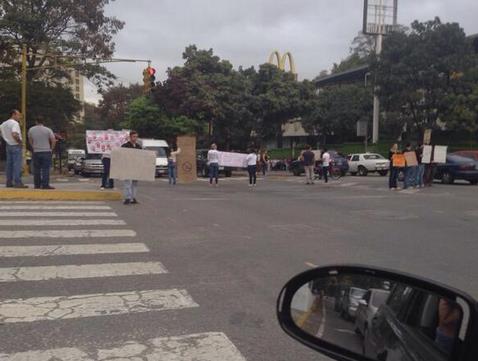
[0,174,121,201]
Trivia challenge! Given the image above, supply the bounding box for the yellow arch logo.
[268,51,297,75]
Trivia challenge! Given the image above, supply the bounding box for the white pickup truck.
[138,139,169,177]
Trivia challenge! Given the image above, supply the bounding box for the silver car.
[348,153,390,176]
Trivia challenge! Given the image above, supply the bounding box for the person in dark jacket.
[121,130,142,205]
[388,143,400,190]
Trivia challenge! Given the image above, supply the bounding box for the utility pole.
[372,32,382,144]
[21,44,28,173]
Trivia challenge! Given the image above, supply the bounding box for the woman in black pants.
[246,149,258,187]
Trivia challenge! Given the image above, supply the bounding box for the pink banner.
[85,130,129,154]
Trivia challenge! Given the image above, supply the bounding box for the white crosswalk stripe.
[0,219,126,226]
[0,332,247,361]
[0,201,247,360]
[0,211,117,217]
[0,243,149,257]
[0,229,136,238]
[0,289,198,323]
[0,261,167,282]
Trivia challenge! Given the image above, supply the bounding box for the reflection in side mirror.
[277,265,477,361]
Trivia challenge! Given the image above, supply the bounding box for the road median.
[0,188,122,201]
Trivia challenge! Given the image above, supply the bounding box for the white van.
[138,139,169,176]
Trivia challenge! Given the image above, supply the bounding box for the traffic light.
[142,66,157,94]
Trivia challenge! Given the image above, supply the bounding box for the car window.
[363,154,384,160]
[387,284,414,316]
[352,155,359,162]
[145,146,167,157]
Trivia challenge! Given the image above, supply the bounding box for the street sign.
[357,120,368,137]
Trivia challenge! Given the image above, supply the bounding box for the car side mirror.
[277,265,478,361]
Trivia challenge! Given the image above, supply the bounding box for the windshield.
[145,146,168,157]
[364,154,385,160]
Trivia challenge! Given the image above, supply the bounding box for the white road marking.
[0,212,117,217]
[0,332,246,361]
[0,219,126,226]
[0,289,198,323]
[0,205,111,210]
[0,229,135,238]
[0,243,149,257]
[0,262,167,282]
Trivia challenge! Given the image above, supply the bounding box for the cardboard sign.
[392,154,406,168]
[86,130,129,154]
[404,151,418,167]
[110,147,156,182]
[177,135,197,184]
[422,145,433,164]
[433,146,448,164]
[218,151,248,168]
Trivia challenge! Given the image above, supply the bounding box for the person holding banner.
[167,146,181,185]
[246,149,258,187]
[207,143,220,186]
[121,131,142,204]
[388,143,401,190]
[101,150,114,190]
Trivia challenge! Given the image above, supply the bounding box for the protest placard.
[86,130,129,154]
[217,151,248,168]
[110,148,156,181]
[433,146,448,164]
[404,151,418,167]
[422,145,433,164]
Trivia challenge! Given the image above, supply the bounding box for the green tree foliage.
[373,18,478,137]
[0,0,124,86]
[124,96,200,142]
[98,84,143,129]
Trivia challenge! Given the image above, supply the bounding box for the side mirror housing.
[277,265,478,361]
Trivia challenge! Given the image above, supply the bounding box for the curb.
[0,189,122,201]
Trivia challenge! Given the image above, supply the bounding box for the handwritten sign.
[433,146,448,164]
[404,151,418,167]
[218,151,248,168]
[110,148,156,182]
[86,130,129,154]
[422,145,433,164]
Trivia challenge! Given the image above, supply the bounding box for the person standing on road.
[1,109,28,188]
[101,149,114,190]
[301,145,315,185]
[415,143,425,188]
[403,143,415,189]
[246,148,258,187]
[322,148,331,184]
[207,143,220,186]
[28,117,56,190]
[121,130,142,205]
[168,146,181,185]
[388,143,400,190]
[260,149,269,176]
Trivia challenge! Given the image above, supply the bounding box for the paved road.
[0,174,477,360]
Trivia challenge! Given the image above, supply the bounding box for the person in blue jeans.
[1,110,28,188]
[415,143,425,188]
[101,152,114,189]
[28,117,56,189]
[403,143,416,189]
[121,131,142,205]
[207,143,220,186]
[167,146,181,185]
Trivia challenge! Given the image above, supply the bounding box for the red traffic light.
[147,67,156,76]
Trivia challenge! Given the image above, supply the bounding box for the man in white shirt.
[207,143,220,186]
[322,148,331,184]
[0,109,28,188]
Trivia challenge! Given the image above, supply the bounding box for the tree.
[302,84,373,142]
[124,96,200,142]
[0,0,124,86]
[98,84,143,129]
[373,18,478,138]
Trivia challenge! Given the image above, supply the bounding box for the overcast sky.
[85,0,478,103]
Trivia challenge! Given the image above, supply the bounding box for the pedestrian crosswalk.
[0,201,246,360]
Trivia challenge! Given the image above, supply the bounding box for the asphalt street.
[0,174,477,360]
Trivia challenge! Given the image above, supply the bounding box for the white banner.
[217,151,248,168]
[110,148,156,182]
[86,130,129,154]
[433,146,448,164]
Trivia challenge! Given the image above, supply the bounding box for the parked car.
[354,288,390,336]
[67,149,85,171]
[434,154,478,184]
[139,139,169,177]
[339,286,367,320]
[289,150,349,177]
[196,149,232,178]
[348,153,390,176]
[75,153,103,177]
[452,150,478,161]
